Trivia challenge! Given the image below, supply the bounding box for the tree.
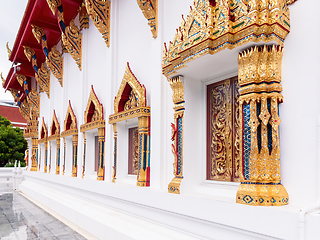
[0,115,27,167]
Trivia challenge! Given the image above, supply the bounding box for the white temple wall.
[20,0,320,239]
[280,0,320,207]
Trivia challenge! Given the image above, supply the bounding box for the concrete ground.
[0,181,87,240]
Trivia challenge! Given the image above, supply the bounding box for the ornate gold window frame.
[80,86,105,180]
[109,63,151,187]
[61,101,78,177]
[47,110,61,175]
[38,118,48,173]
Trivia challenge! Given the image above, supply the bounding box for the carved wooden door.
[207,77,240,182]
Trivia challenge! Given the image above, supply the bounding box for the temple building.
[2,0,319,239]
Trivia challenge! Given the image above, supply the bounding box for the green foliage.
[0,115,27,167]
[4,161,26,167]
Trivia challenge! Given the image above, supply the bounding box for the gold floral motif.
[47,46,63,87]
[83,86,103,124]
[36,64,51,98]
[62,101,77,134]
[130,127,139,175]
[16,74,26,87]
[30,138,38,171]
[50,110,60,137]
[137,0,157,38]
[79,3,89,30]
[19,100,30,121]
[124,91,138,111]
[62,20,82,70]
[31,25,63,87]
[208,79,240,182]
[236,45,288,206]
[27,87,40,120]
[85,0,110,47]
[46,0,61,15]
[31,25,45,43]
[114,63,146,113]
[162,0,293,77]
[24,46,51,98]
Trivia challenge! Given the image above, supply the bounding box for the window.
[206,77,240,182]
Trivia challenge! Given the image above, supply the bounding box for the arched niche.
[61,101,78,177]
[80,86,105,181]
[109,63,151,187]
[47,110,61,175]
[38,118,48,173]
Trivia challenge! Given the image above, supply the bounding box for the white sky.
[0,1,28,100]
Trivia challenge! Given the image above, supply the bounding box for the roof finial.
[6,42,11,59]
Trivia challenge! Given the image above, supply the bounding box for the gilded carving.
[63,101,78,133]
[46,0,61,15]
[1,73,5,86]
[114,63,146,114]
[236,45,288,206]
[61,20,82,70]
[32,25,64,87]
[47,46,63,86]
[83,86,103,124]
[137,0,157,38]
[80,87,105,180]
[168,76,184,194]
[79,3,89,30]
[23,46,51,98]
[207,79,240,182]
[6,42,11,59]
[61,101,78,177]
[31,138,38,171]
[85,0,111,47]
[162,0,293,77]
[109,63,150,186]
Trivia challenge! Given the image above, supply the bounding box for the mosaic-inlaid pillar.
[72,135,78,177]
[97,128,105,181]
[82,132,86,178]
[31,138,38,171]
[236,45,288,206]
[44,142,48,173]
[112,124,117,183]
[168,76,184,194]
[63,138,66,175]
[137,116,150,187]
[49,142,51,173]
[55,139,60,174]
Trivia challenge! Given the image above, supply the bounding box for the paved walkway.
[0,182,86,240]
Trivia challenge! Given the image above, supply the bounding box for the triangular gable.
[84,85,103,124]
[40,117,47,139]
[64,101,77,131]
[50,110,60,136]
[114,63,146,114]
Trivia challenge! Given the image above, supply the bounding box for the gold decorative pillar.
[82,132,86,178]
[44,141,48,173]
[168,76,184,194]
[31,138,38,171]
[137,116,150,187]
[112,124,117,183]
[97,128,105,180]
[49,142,52,173]
[236,45,288,206]
[56,139,60,174]
[72,135,78,177]
[63,138,66,175]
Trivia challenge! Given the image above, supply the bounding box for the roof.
[0,102,27,128]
